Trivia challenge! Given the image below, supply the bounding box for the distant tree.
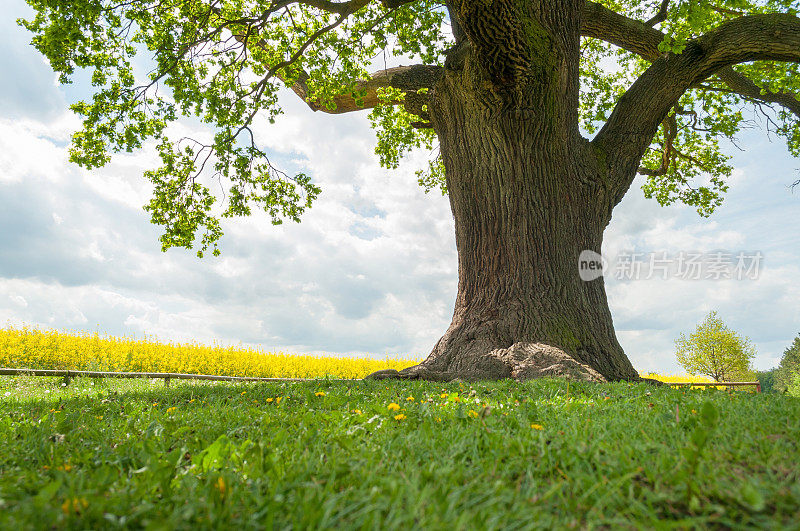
[756,369,778,393]
[775,334,800,392]
[675,312,755,382]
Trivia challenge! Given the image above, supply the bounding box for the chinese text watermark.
[578,250,763,282]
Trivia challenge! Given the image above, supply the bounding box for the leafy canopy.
[19,0,800,255]
[675,311,756,381]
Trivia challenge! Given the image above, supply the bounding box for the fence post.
[63,372,71,386]
[164,377,170,387]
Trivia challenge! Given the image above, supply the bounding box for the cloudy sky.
[1,2,798,373]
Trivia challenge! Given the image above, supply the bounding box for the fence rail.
[0,368,762,391]
[0,367,357,386]
[668,381,761,392]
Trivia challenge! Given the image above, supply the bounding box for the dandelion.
[440,393,448,399]
[468,410,478,418]
[56,464,72,471]
[531,424,544,430]
[353,409,362,415]
[266,398,274,403]
[387,403,400,411]
[61,497,88,515]
[406,396,414,401]
[276,397,283,404]
[189,399,195,403]
[166,407,177,414]
[394,414,407,420]
[315,391,326,397]
[95,415,103,420]
[241,391,246,395]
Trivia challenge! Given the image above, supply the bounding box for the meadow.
[1,376,798,528]
[1,326,795,528]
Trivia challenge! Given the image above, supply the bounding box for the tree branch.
[581,1,800,120]
[715,66,800,120]
[283,64,442,114]
[645,0,670,27]
[582,1,663,61]
[591,12,800,203]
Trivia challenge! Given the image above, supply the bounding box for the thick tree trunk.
[372,0,639,382]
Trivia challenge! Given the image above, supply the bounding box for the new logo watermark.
[578,250,763,281]
[578,250,607,281]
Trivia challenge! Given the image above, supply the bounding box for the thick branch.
[282,64,442,114]
[591,12,800,202]
[582,1,663,61]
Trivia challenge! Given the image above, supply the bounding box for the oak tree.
[21,0,800,381]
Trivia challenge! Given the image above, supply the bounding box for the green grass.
[0,376,798,529]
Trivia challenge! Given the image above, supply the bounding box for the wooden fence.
[1,367,760,391]
[0,368,357,386]
[668,381,761,392]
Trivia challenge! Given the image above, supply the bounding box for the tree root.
[366,342,620,383]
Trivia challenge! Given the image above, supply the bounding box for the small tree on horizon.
[675,312,755,382]
[775,333,800,392]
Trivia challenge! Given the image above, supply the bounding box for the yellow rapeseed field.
[0,326,418,379]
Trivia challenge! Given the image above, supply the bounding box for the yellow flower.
[56,464,72,471]
[353,409,362,415]
[387,403,400,411]
[189,399,195,403]
[216,477,226,495]
[166,407,176,414]
[394,414,407,420]
[276,397,283,404]
[440,393,448,399]
[61,497,88,515]
[468,410,478,418]
[95,415,103,420]
[406,396,414,401]
[531,424,544,430]
[241,391,246,395]
[266,398,274,403]
[315,391,326,397]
